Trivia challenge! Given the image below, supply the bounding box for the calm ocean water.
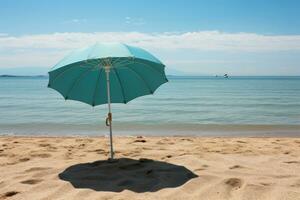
[0,76,299,136]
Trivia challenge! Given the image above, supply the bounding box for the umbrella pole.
[105,66,114,160]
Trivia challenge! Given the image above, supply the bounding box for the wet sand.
[0,136,300,200]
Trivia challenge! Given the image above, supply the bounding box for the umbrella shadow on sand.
[59,158,198,192]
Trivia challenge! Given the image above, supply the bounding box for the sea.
[0,76,299,136]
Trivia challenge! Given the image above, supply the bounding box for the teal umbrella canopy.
[48,43,168,106]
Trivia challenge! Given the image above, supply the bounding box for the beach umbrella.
[48,43,168,160]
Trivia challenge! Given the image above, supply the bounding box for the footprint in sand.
[1,191,19,198]
[19,157,30,162]
[38,139,49,143]
[229,165,244,169]
[39,143,51,147]
[284,161,300,164]
[161,155,172,159]
[30,153,52,158]
[39,144,58,151]
[180,138,193,142]
[224,178,243,189]
[87,148,105,153]
[133,139,146,143]
[65,152,73,159]
[290,179,300,187]
[194,168,205,171]
[20,179,43,185]
[274,174,293,179]
[260,182,272,186]
[122,152,132,156]
[141,147,151,150]
[25,167,51,173]
[0,153,8,158]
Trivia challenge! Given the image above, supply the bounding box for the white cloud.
[0,31,300,69]
[1,31,300,51]
[62,19,87,24]
[125,16,131,23]
[125,17,145,25]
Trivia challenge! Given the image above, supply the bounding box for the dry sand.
[0,136,300,200]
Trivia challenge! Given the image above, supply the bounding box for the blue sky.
[1,0,300,75]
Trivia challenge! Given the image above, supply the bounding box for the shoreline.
[1,124,300,137]
[1,135,300,139]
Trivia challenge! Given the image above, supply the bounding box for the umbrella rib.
[115,59,133,67]
[125,66,153,93]
[92,68,103,106]
[111,57,123,66]
[85,59,100,67]
[52,62,98,82]
[65,67,94,99]
[133,60,164,76]
[113,68,126,103]
[50,65,78,84]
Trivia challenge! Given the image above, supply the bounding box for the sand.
[0,136,300,200]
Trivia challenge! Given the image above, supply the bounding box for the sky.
[0,0,300,75]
